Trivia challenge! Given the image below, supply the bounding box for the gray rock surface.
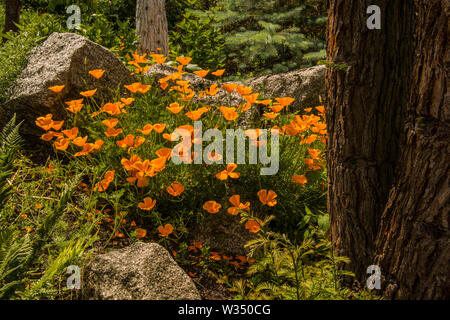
[246,65,326,111]
[82,242,201,300]
[145,63,325,115]
[145,63,244,106]
[1,32,133,138]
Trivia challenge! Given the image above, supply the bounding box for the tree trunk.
[374,0,449,299]
[3,0,21,38]
[327,0,450,299]
[326,0,415,283]
[136,0,169,56]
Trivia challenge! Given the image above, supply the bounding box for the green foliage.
[191,0,327,76]
[76,13,138,61]
[232,225,356,300]
[0,7,64,103]
[0,228,32,299]
[169,9,226,70]
[0,116,97,299]
[0,115,22,209]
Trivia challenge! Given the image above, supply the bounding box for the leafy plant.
[170,9,226,70]
[232,217,355,300]
[0,115,22,209]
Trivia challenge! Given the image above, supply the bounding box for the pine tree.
[193,0,327,75]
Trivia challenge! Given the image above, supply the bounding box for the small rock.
[82,242,201,300]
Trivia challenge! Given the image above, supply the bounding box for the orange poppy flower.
[179,90,195,102]
[130,51,149,64]
[74,143,95,156]
[222,83,238,93]
[205,84,219,96]
[203,201,222,214]
[93,139,104,150]
[216,163,240,180]
[48,85,65,93]
[138,197,156,211]
[80,89,97,97]
[40,131,56,141]
[167,181,184,197]
[124,82,151,94]
[243,93,259,105]
[166,102,184,114]
[263,112,279,120]
[54,137,69,151]
[52,121,65,131]
[121,155,142,171]
[72,136,88,147]
[212,69,225,77]
[301,135,317,144]
[133,136,145,148]
[236,85,252,95]
[316,106,325,113]
[160,82,169,90]
[304,107,313,113]
[65,99,83,106]
[35,114,54,131]
[105,127,123,137]
[153,123,166,133]
[156,148,172,159]
[292,175,308,185]
[162,133,175,141]
[65,99,84,114]
[245,218,263,233]
[150,156,167,172]
[230,195,250,210]
[176,124,194,134]
[158,224,174,237]
[102,118,119,128]
[136,124,153,135]
[257,189,277,206]
[176,56,192,66]
[194,69,210,78]
[88,69,105,79]
[227,195,250,215]
[117,135,145,150]
[256,100,272,105]
[135,228,147,238]
[120,97,135,105]
[62,127,78,140]
[66,103,83,114]
[276,97,295,107]
[154,56,167,64]
[185,107,209,121]
[269,104,284,113]
[219,106,239,121]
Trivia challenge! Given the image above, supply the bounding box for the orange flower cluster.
[37,113,103,156]
[121,154,167,188]
[40,52,328,251]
